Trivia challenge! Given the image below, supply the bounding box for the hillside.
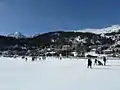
[0,30,120,57]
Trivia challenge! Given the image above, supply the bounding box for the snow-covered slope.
[74,25,120,34]
[7,32,26,38]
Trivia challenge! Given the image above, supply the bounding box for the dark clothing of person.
[25,58,27,62]
[94,59,98,65]
[87,59,92,68]
[103,57,107,66]
[60,57,62,60]
[32,57,35,61]
[97,60,103,66]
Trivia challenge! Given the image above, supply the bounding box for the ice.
[0,56,120,90]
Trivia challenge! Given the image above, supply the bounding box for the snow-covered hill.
[7,32,26,38]
[74,25,120,34]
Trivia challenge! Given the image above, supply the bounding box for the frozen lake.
[0,57,120,90]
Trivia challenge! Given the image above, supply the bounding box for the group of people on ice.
[24,56,46,62]
[87,56,107,68]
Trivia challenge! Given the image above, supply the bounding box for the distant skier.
[94,59,98,65]
[87,58,92,68]
[103,56,107,66]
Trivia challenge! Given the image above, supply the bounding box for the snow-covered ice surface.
[0,57,120,90]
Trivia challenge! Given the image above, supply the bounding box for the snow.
[85,51,107,57]
[0,56,120,90]
[73,24,120,34]
[7,32,26,38]
[85,51,98,57]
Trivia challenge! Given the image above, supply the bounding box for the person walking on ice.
[87,58,92,68]
[103,56,107,66]
[94,59,98,65]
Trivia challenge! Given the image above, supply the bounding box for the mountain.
[7,32,26,38]
[2,31,114,47]
[0,30,117,57]
[0,25,118,49]
[0,25,120,56]
[32,31,114,46]
[73,25,120,34]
